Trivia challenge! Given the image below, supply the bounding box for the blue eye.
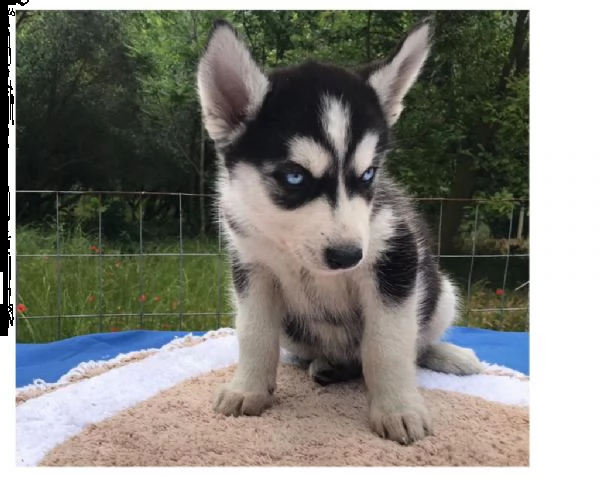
[285,172,305,186]
[360,167,376,183]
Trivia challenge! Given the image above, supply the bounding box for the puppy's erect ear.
[197,20,269,147]
[358,19,432,127]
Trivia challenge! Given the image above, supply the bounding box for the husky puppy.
[196,18,483,445]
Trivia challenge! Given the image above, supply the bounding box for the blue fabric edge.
[16,326,529,388]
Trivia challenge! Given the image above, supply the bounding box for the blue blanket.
[15,327,529,388]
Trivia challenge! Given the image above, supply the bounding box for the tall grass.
[16,227,528,343]
[16,227,234,343]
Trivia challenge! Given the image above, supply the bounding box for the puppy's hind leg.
[282,338,362,385]
[309,357,362,386]
[418,275,483,375]
[418,343,483,375]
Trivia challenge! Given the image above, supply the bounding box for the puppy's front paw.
[213,383,273,417]
[369,395,432,445]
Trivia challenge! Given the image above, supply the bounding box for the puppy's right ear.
[356,18,432,127]
[197,20,269,147]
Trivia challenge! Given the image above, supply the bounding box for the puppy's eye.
[285,172,305,186]
[360,166,377,184]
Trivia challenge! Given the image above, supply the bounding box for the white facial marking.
[321,95,350,161]
[330,170,371,257]
[287,136,332,178]
[352,132,380,175]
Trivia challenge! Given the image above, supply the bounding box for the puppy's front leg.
[214,266,282,417]
[361,290,432,444]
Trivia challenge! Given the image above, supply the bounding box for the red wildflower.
[153,295,161,303]
[138,294,147,303]
[110,327,121,332]
[17,303,27,314]
[496,288,505,296]
[86,294,96,303]
[90,245,99,253]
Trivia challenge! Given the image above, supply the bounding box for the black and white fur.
[196,18,483,445]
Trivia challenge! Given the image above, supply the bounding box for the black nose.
[324,244,363,270]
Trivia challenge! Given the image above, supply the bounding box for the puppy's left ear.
[358,19,432,126]
[197,20,269,148]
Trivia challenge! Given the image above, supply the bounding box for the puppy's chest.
[277,266,358,316]
[275,268,365,360]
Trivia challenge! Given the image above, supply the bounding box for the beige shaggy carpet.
[16,331,529,467]
[39,364,528,466]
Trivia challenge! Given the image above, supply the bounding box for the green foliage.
[17,11,529,231]
[459,189,522,240]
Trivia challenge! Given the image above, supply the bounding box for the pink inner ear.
[213,63,250,127]
[394,51,423,91]
[379,50,425,121]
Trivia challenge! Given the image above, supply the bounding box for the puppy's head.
[197,19,432,274]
